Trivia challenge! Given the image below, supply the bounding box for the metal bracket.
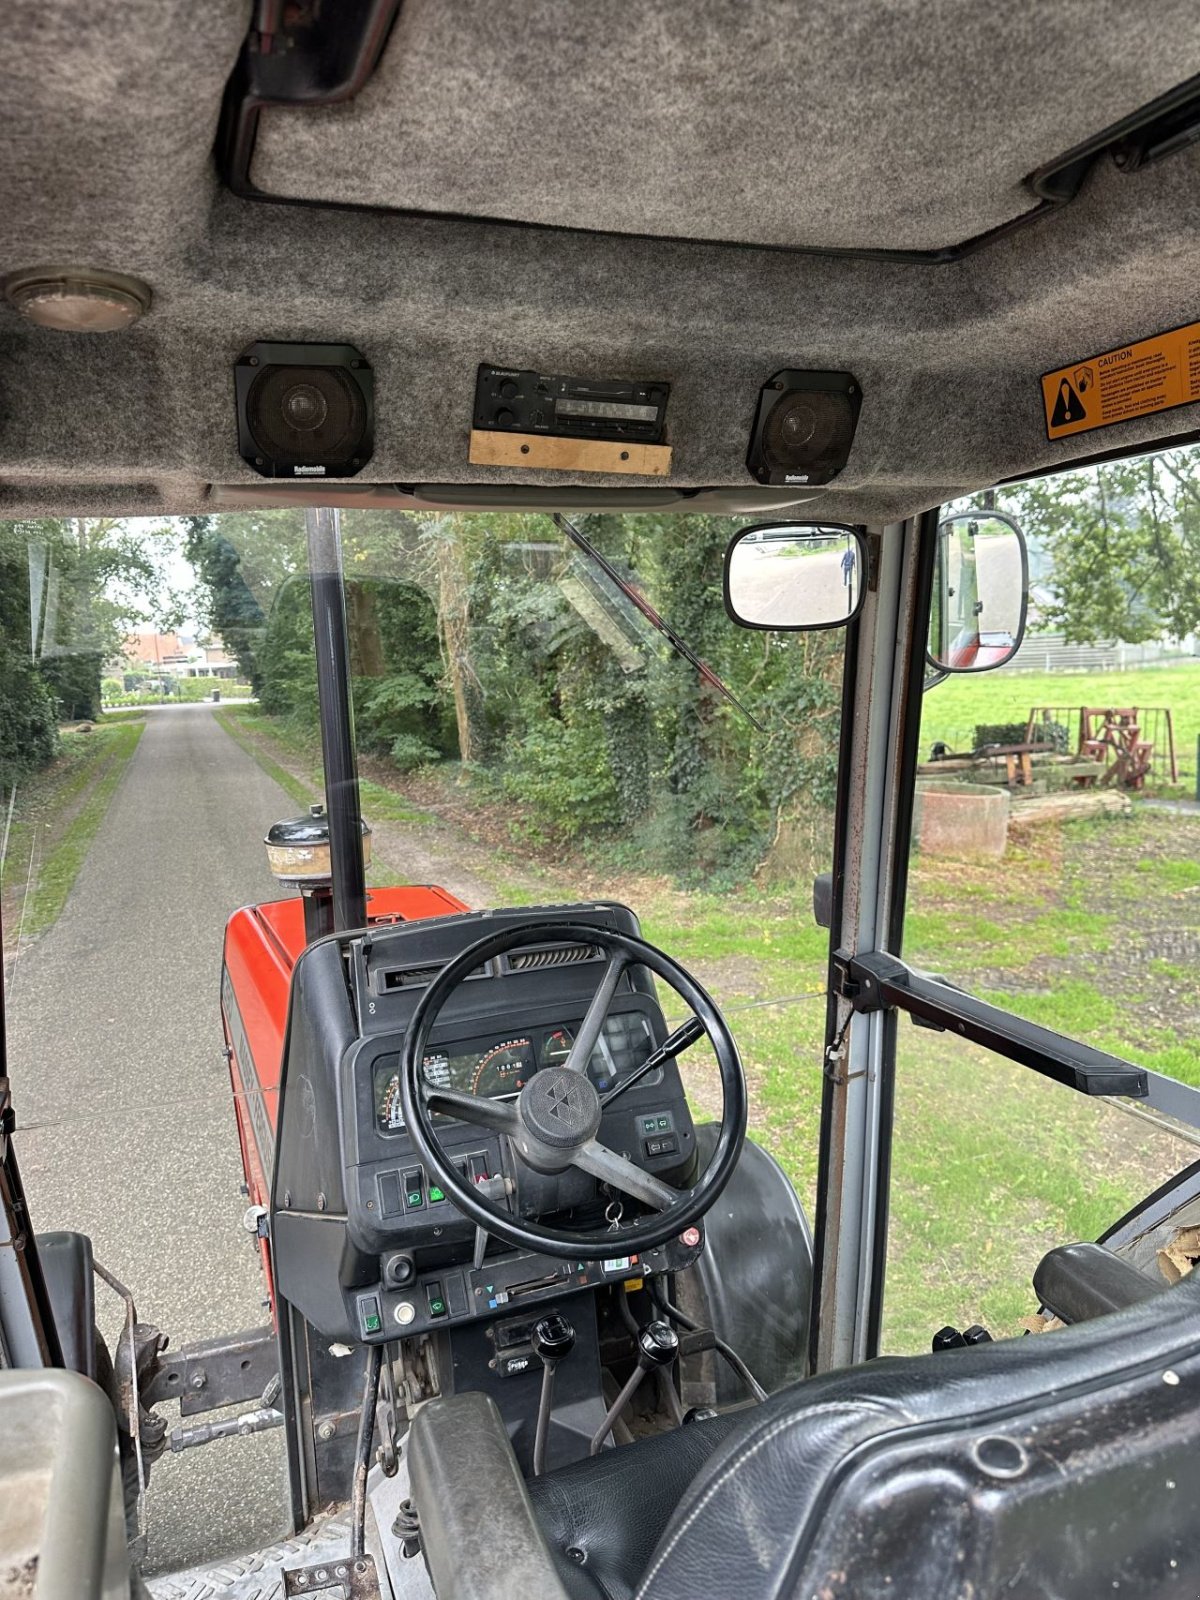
[283,1553,381,1599]
[835,948,1148,1100]
[142,1324,278,1417]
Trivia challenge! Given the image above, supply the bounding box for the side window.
[884,453,1200,1352]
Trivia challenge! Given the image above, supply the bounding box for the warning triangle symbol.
[1051,378,1087,427]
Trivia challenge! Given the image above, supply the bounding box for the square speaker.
[235,341,373,479]
[746,370,861,486]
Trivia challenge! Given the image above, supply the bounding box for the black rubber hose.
[351,1344,383,1562]
[651,1288,768,1404]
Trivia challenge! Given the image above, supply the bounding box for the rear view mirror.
[927,511,1028,674]
[723,524,866,630]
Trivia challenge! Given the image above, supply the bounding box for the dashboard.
[373,1011,662,1131]
[270,902,705,1346]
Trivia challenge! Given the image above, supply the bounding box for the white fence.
[1000,632,1199,675]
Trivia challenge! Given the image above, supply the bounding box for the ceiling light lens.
[3,268,151,332]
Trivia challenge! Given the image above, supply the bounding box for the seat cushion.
[527,1412,742,1600]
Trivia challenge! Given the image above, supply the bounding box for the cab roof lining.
[247,0,1196,257]
[1,1,1199,525]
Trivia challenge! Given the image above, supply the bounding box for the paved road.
[728,540,859,626]
[7,704,296,1574]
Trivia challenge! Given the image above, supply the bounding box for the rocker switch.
[425,1281,448,1318]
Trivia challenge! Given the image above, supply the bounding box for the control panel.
[353,1229,705,1343]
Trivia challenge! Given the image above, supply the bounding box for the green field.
[923,658,1200,790]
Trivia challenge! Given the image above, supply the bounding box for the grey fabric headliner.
[251,0,1200,254]
[1,1,1200,525]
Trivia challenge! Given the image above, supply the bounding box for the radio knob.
[499,380,518,399]
[495,408,515,427]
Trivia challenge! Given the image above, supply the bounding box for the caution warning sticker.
[1041,321,1200,441]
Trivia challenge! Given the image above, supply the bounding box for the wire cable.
[651,1287,768,1404]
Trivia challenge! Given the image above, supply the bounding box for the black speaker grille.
[246,365,365,465]
[762,390,855,476]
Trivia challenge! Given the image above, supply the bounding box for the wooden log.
[1007,790,1131,829]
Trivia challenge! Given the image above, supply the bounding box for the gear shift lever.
[589,1319,680,1456]
[531,1313,576,1476]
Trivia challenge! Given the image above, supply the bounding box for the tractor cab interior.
[4,4,1200,1599]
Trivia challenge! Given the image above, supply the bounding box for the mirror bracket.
[865,530,883,593]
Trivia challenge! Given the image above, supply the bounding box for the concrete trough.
[913,780,1010,859]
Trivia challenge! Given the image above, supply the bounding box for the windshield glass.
[0,508,843,1571]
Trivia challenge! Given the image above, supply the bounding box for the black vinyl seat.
[526,1410,744,1600]
[518,1268,1199,1600]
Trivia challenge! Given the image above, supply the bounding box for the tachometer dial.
[471,1038,533,1097]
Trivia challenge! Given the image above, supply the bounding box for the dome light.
[3,266,152,332]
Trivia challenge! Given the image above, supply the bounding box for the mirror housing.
[927,510,1029,675]
[723,523,867,631]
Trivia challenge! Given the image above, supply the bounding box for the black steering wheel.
[398,921,748,1260]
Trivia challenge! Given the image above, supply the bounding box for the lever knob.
[637,1319,680,1370]
[533,1313,576,1368]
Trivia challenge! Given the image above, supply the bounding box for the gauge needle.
[598,1017,705,1108]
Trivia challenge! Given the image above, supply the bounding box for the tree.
[182,510,308,688]
[962,448,1200,645]
[0,523,59,789]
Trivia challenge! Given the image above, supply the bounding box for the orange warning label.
[1041,321,1200,441]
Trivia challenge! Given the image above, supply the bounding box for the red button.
[680,1226,702,1248]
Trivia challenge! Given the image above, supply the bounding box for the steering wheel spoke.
[422,1084,520,1135]
[564,951,628,1076]
[572,1138,680,1211]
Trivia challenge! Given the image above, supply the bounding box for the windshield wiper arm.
[551,513,766,732]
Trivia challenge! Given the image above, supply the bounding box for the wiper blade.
[551,513,765,732]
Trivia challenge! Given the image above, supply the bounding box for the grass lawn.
[220,704,1200,1355]
[923,657,1200,791]
[1,719,145,959]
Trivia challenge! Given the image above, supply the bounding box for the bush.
[501,720,621,837]
[0,647,58,790]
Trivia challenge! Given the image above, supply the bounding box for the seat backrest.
[641,1270,1200,1600]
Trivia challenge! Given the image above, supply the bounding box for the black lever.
[531,1314,576,1477]
[589,1319,680,1456]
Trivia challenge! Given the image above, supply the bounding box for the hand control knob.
[636,1320,679,1370]
[533,1314,576,1368]
[531,1314,576,1477]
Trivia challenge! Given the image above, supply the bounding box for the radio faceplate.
[473,365,669,443]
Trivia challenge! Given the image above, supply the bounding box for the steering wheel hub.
[519,1067,602,1149]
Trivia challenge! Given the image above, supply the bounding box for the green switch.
[428,1185,445,1203]
[364,1312,381,1334]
